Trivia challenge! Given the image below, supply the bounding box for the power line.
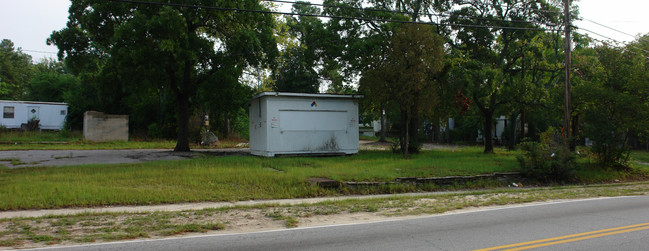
[573,29,649,58]
[105,0,559,32]
[262,0,545,26]
[21,49,58,54]
[583,18,636,39]
[576,26,623,43]
[502,3,562,14]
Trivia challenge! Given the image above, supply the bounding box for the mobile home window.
[3,106,14,119]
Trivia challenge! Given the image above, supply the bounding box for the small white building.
[249,92,362,157]
[0,100,68,130]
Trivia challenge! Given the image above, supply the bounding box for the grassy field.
[631,150,649,163]
[0,148,520,210]
[0,131,246,150]
[1,146,648,211]
[1,131,648,210]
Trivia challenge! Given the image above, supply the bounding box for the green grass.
[631,150,649,163]
[0,211,225,248]
[258,147,518,182]
[570,150,649,183]
[0,149,520,210]
[0,145,646,211]
[0,130,82,142]
[0,158,23,166]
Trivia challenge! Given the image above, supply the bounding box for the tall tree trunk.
[379,106,387,142]
[432,119,441,143]
[167,63,191,152]
[174,91,191,152]
[483,111,494,154]
[520,109,526,139]
[528,123,536,141]
[400,109,409,158]
[173,62,193,152]
[570,114,579,151]
[409,116,419,152]
[507,112,518,150]
[473,92,497,154]
[445,118,451,144]
[224,110,230,138]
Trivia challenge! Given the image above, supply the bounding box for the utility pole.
[563,0,571,143]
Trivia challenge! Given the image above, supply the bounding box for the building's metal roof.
[0,100,68,106]
[252,92,363,100]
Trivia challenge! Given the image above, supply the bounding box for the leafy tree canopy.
[0,39,33,100]
[360,23,445,157]
[49,0,277,151]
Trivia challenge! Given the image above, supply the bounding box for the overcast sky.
[1,0,647,62]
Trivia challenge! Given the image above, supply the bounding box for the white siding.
[0,100,68,130]
[249,92,361,157]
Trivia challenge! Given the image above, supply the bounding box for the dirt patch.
[358,140,466,151]
[298,212,388,228]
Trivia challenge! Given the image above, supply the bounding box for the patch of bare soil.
[359,140,392,150]
[0,197,560,249]
[358,140,466,151]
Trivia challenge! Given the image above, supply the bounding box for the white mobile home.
[1,100,68,130]
[249,92,362,157]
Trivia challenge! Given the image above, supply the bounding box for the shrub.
[517,127,575,183]
[57,129,72,138]
[391,138,422,154]
[26,118,40,131]
[583,113,631,170]
[147,123,163,139]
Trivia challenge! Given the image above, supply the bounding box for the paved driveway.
[0,141,461,168]
[0,149,249,168]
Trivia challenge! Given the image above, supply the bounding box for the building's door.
[27,106,40,121]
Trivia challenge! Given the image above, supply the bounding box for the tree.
[26,59,78,102]
[573,36,649,169]
[199,64,254,138]
[501,32,564,149]
[360,24,445,158]
[446,0,562,153]
[271,3,320,93]
[0,39,33,100]
[49,0,277,151]
[273,47,320,93]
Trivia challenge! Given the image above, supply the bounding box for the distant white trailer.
[0,100,68,130]
[249,92,362,157]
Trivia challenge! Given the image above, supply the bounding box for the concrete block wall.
[83,111,129,142]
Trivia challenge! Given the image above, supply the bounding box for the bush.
[391,138,422,154]
[517,127,575,183]
[26,118,40,131]
[147,123,163,139]
[57,129,72,138]
[591,141,631,170]
[583,112,631,170]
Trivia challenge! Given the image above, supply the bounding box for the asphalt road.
[36,196,649,251]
